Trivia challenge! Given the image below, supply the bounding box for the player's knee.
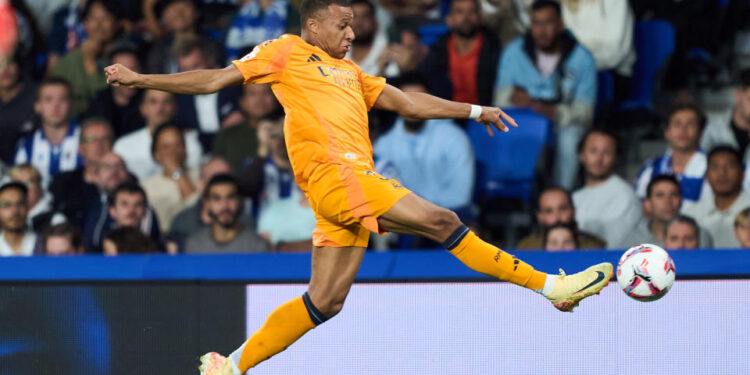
[429,208,462,234]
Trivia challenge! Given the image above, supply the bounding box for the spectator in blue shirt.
[373,73,475,217]
[494,0,596,189]
[635,103,709,202]
[224,0,291,63]
[15,77,83,188]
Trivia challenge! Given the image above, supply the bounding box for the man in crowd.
[517,186,605,249]
[108,182,161,243]
[635,104,708,202]
[0,52,35,164]
[0,182,36,256]
[630,174,712,248]
[113,89,203,180]
[15,77,82,187]
[701,69,750,165]
[494,0,596,189]
[420,0,500,106]
[573,129,641,249]
[346,0,398,77]
[8,164,64,233]
[663,216,701,250]
[185,174,269,253]
[82,152,132,251]
[683,146,750,248]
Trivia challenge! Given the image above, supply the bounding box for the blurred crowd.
[0,0,748,256]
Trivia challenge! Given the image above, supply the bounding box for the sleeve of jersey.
[359,70,387,110]
[231,37,295,84]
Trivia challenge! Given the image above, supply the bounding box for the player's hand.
[104,63,140,87]
[477,106,518,137]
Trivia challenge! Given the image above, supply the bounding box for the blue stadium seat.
[466,109,553,204]
[619,20,675,112]
[416,24,450,47]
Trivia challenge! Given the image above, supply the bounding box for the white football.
[616,244,676,302]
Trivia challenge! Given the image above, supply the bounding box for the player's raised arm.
[104,63,245,95]
[372,83,518,136]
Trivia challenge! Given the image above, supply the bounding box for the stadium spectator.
[15,77,83,188]
[184,174,269,253]
[420,0,501,106]
[145,0,201,74]
[102,226,158,255]
[239,113,315,250]
[517,186,605,249]
[84,43,144,138]
[40,223,85,255]
[108,182,161,241]
[683,146,750,249]
[224,0,291,62]
[168,157,254,253]
[0,52,35,164]
[494,0,596,189]
[663,215,701,251]
[560,0,635,76]
[635,104,709,202]
[345,0,398,77]
[373,73,475,219]
[0,182,36,256]
[631,175,713,248]
[142,124,200,232]
[8,164,65,233]
[734,208,750,248]
[573,129,641,249]
[49,117,112,228]
[542,222,578,251]
[46,0,87,73]
[113,89,203,180]
[212,84,280,174]
[82,151,133,251]
[701,69,750,188]
[51,0,122,116]
[172,35,243,150]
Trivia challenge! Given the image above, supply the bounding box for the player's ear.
[307,18,320,35]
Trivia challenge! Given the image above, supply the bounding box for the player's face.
[315,5,355,59]
[140,90,176,128]
[446,0,481,38]
[646,181,681,222]
[45,236,78,256]
[79,123,113,163]
[351,2,376,44]
[664,222,698,250]
[240,84,278,120]
[0,189,27,233]
[579,133,616,181]
[110,192,146,227]
[706,152,743,196]
[530,7,564,52]
[735,221,750,248]
[664,109,701,152]
[83,2,117,43]
[206,184,241,228]
[537,190,573,227]
[545,227,576,252]
[35,84,71,127]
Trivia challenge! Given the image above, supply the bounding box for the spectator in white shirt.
[572,128,641,249]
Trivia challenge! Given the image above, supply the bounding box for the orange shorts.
[302,162,411,248]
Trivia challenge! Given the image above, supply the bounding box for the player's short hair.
[707,145,742,166]
[204,173,239,199]
[300,0,352,24]
[664,215,699,239]
[150,124,185,157]
[36,77,72,101]
[666,103,707,132]
[42,223,85,255]
[391,72,430,92]
[531,0,561,16]
[535,186,572,212]
[576,127,620,156]
[735,207,750,228]
[103,226,158,254]
[646,174,681,199]
[108,181,147,207]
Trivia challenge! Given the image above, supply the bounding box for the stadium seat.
[619,20,676,112]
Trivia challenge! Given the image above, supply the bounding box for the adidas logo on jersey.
[307,54,322,62]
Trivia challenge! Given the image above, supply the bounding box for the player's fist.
[104,63,140,87]
[477,106,518,136]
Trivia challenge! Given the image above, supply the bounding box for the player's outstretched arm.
[373,83,518,135]
[104,63,245,95]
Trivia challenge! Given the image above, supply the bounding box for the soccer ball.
[616,244,676,302]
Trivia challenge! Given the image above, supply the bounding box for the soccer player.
[104,1,613,373]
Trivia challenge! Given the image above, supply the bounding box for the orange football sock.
[235,293,323,371]
[445,226,546,290]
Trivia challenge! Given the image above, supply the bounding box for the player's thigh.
[307,245,366,314]
[377,192,462,243]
